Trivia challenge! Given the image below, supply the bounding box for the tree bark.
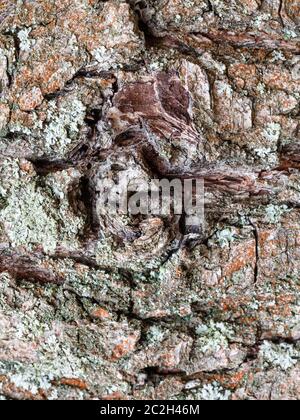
[0,0,299,400]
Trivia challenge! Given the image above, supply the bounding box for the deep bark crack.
[249,219,260,284]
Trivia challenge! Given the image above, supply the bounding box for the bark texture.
[0,0,299,400]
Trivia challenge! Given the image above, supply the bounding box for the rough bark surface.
[0,0,299,400]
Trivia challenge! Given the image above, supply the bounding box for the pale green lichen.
[263,123,281,144]
[17,28,34,52]
[0,0,299,401]
[0,159,84,252]
[215,80,233,97]
[195,321,235,353]
[0,297,108,396]
[0,183,58,252]
[0,302,85,394]
[146,325,166,344]
[264,204,289,224]
[0,48,8,83]
[43,170,85,249]
[104,382,130,397]
[0,158,57,252]
[210,0,231,18]
[188,382,231,400]
[9,369,53,394]
[257,82,266,96]
[213,228,236,248]
[0,158,20,196]
[9,111,43,136]
[0,295,131,396]
[44,99,86,154]
[9,122,32,136]
[283,29,298,40]
[253,13,271,29]
[259,342,300,371]
[3,342,89,395]
[91,46,123,71]
[254,146,272,159]
[253,147,278,166]
[270,51,286,63]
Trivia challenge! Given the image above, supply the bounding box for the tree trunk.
[0,0,299,400]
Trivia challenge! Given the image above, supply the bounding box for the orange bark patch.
[91,307,111,320]
[111,334,139,361]
[19,159,35,174]
[18,87,44,111]
[211,370,248,391]
[228,63,258,89]
[59,378,88,390]
[222,240,256,278]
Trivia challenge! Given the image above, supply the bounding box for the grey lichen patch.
[0,271,132,398]
[0,328,88,395]
[0,158,56,252]
[17,28,34,52]
[132,253,199,319]
[264,204,290,224]
[211,228,237,248]
[195,321,235,353]
[186,382,232,401]
[1,182,58,252]
[0,281,86,394]
[0,48,9,89]
[43,169,85,249]
[44,99,86,155]
[146,325,167,345]
[0,159,85,253]
[55,258,131,313]
[259,342,300,371]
